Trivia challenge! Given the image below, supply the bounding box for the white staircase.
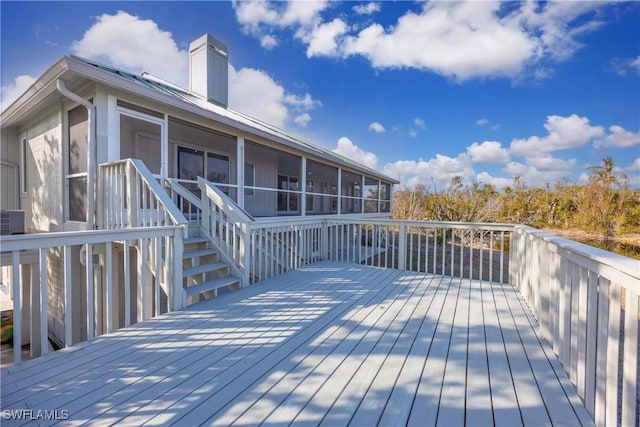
[182,227,241,305]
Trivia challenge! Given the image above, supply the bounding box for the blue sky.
[2,1,639,189]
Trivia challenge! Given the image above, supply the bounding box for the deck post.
[172,227,185,310]
[240,224,251,287]
[11,252,21,364]
[398,222,406,270]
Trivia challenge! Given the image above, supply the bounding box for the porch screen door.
[118,109,164,177]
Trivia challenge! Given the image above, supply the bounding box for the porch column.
[337,168,342,215]
[301,157,307,216]
[361,175,365,214]
[237,136,245,209]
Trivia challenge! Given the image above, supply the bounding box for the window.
[341,170,362,213]
[278,175,299,213]
[67,105,88,222]
[244,163,255,196]
[364,177,379,213]
[207,153,229,184]
[20,138,28,194]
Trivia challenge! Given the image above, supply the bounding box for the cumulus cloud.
[333,137,379,169]
[353,3,380,16]
[413,118,426,130]
[67,11,320,129]
[594,125,640,148]
[294,113,311,127]
[229,66,320,128]
[382,154,474,189]
[305,18,348,57]
[1,75,36,110]
[509,114,604,157]
[72,10,188,87]
[234,0,330,50]
[466,141,510,164]
[234,1,614,81]
[475,172,514,189]
[368,122,385,133]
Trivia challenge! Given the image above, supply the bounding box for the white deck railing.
[511,225,639,427]
[0,226,183,364]
[326,219,512,283]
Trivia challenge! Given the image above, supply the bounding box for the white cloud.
[594,125,640,148]
[260,34,278,49]
[368,122,385,133]
[610,56,640,76]
[525,155,576,171]
[234,1,330,47]
[413,117,426,129]
[476,118,489,126]
[294,113,311,127]
[382,154,474,190]
[305,18,348,58]
[229,66,320,128]
[1,75,36,110]
[71,10,188,87]
[68,11,320,129]
[466,141,510,164]
[475,172,514,189]
[333,137,379,169]
[234,1,613,81]
[341,2,538,80]
[503,161,572,187]
[628,158,640,171]
[409,129,417,138]
[627,159,640,187]
[353,3,380,16]
[230,67,288,126]
[509,114,604,157]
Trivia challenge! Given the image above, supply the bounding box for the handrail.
[100,159,188,236]
[165,178,202,211]
[198,177,253,285]
[198,177,254,223]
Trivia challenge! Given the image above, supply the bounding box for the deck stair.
[182,230,240,304]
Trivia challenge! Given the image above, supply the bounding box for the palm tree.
[588,156,628,189]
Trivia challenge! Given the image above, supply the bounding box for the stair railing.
[100,159,187,310]
[198,177,253,285]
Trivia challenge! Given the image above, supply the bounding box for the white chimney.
[189,34,229,107]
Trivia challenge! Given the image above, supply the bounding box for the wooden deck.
[1,262,593,426]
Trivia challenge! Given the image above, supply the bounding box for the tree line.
[392,157,640,237]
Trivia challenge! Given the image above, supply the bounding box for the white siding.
[23,109,63,232]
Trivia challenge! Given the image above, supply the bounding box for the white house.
[0,34,397,351]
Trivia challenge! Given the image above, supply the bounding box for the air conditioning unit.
[0,210,25,235]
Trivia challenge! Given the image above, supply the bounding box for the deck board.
[0,262,593,427]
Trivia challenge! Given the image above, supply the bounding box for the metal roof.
[70,55,398,183]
